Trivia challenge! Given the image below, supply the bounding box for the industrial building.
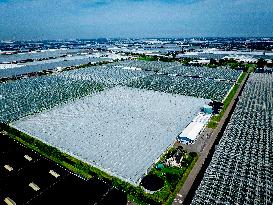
[177,107,212,144]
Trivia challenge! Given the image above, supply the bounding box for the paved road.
[173,72,249,205]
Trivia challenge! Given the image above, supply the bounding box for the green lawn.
[146,149,199,205]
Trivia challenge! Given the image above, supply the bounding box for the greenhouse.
[126,74,233,102]
[116,60,242,81]
[0,49,75,64]
[191,73,273,205]
[11,86,210,185]
[60,61,239,102]
[163,65,242,82]
[0,60,240,124]
[60,64,150,86]
[116,60,180,73]
[0,60,241,125]
[0,75,104,123]
[0,57,104,78]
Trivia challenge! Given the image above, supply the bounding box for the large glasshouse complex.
[0,60,243,185]
[12,86,209,184]
[191,73,273,205]
[0,60,242,124]
[0,75,104,122]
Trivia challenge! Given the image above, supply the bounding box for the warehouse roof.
[178,112,211,142]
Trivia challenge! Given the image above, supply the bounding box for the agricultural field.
[11,86,210,185]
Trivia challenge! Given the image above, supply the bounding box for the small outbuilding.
[203,105,213,114]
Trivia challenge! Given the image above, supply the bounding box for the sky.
[0,0,272,40]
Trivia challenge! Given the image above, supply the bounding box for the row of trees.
[137,54,176,62]
[135,53,273,71]
[209,58,273,70]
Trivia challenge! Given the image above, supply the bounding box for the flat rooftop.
[12,86,209,184]
[178,112,211,142]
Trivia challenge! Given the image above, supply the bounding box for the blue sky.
[0,0,272,40]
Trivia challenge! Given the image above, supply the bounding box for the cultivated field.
[12,86,209,184]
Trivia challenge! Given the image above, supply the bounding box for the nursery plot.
[12,86,209,185]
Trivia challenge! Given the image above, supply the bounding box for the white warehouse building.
[177,111,211,144]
